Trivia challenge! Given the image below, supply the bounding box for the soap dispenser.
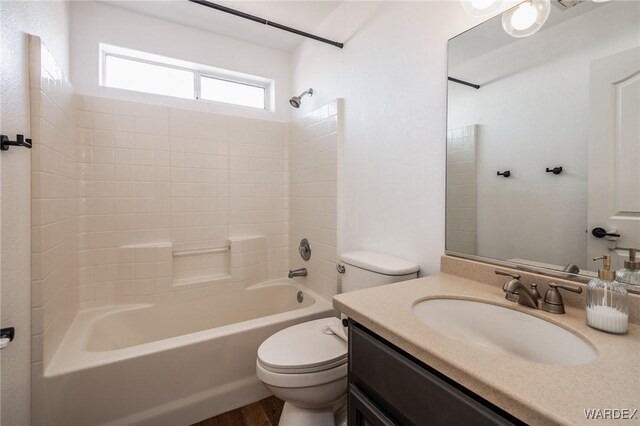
[586,255,628,334]
[615,248,640,289]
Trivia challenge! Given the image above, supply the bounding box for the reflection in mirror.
[446,1,640,287]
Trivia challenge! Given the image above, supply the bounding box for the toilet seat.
[256,359,347,388]
[257,317,348,375]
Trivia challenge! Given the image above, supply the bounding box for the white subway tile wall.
[75,95,289,307]
[289,100,342,299]
[446,124,477,255]
[30,38,79,368]
[29,37,80,424]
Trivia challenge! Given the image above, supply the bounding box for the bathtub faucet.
[288,268,307,279]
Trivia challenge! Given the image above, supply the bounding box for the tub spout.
[288,268,307,279]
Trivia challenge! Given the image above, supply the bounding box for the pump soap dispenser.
[616,248,640,289]
[586,255,628,334]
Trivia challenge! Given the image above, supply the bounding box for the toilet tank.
[340,251,420,293]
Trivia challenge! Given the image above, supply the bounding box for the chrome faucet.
[496,270,540,309]
[288,268,307,279]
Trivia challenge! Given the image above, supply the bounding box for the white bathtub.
[44,280,334,426]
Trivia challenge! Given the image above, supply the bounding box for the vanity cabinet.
[347,320,523,426]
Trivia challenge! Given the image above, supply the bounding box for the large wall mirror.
[446,0,639,289]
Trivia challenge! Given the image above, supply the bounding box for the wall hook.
[497,170,511,178]
[546,166,563,175]
[0,327,15,350]
[1,134,32,151]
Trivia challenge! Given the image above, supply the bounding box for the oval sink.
[413,298,597,365]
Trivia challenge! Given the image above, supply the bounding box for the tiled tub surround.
[334,267,640,425]
[29,37,80,424]
[30,38,80,366]
[288,100,342,299]
[75,95,290,307]
[29,72,344,423]
[45,281,334,426]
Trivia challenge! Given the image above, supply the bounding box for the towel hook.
[546,166,563,175]
[497,170,511,178]
[1,134,32,151]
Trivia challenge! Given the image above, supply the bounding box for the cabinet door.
[349,322,518,425]
[348,384,399,426]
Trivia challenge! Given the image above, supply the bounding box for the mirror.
[446,1,640,285]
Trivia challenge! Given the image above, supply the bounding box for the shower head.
[289,97,301,108]
[289,88,313,108]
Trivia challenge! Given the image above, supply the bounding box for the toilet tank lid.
[340,251,419,275]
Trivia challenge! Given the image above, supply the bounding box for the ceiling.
[103,0,342,52]
[449,0,604,70]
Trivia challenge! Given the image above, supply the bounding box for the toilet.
[256,251,419,426]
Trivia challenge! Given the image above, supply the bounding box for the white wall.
[448,2,640,268]
[0,2,70,424]
[70,1,292,122]
[290,2,502,275]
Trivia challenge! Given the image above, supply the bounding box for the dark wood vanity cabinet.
[347,320,523,426]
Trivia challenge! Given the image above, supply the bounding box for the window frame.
[100,47,271,111]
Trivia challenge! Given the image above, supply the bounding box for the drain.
[297,291,304,303]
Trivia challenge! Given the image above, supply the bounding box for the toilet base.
[278,402,334,426]
[278,398,346,426]
[334,402,347,426]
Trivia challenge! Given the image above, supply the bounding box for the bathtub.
[44,280,335,426]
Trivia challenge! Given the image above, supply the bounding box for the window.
[200,76,265,109]
[100,44,270,110]
[104,55,194,99]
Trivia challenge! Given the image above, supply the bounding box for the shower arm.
[187,0,344,49]
[298,89,313,98]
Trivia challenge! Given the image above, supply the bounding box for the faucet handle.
[542,282,583,314]
[495,269,521,280]
[548,282,582,294]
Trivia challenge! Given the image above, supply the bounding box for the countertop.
[333,273,640,425]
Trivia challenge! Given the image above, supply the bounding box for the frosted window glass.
[104,55,194,99]
[200,76,265,109]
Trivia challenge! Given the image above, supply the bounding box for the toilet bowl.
[256,251,419,425]
[256,318,348,425]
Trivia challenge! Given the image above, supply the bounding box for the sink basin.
[413,298,597,365]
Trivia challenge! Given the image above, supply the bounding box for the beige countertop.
[333,273,640,425]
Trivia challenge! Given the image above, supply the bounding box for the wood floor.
[192,397,285,426]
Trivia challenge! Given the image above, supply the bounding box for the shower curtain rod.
[448,77,480,89]
[187,0,344,49]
